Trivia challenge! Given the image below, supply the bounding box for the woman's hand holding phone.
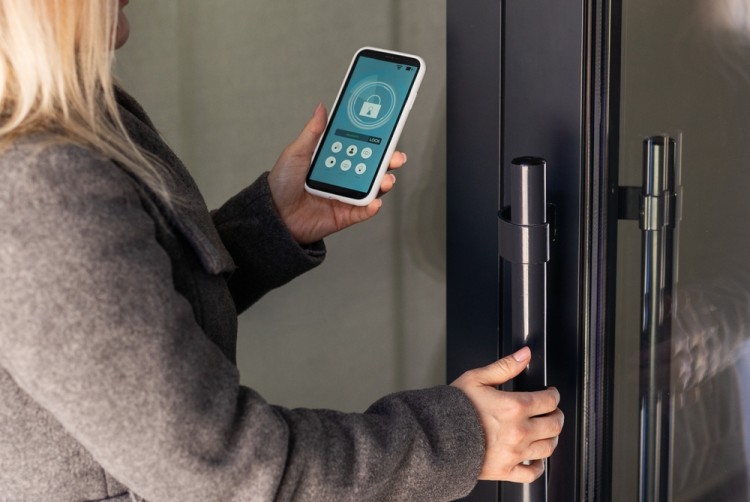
[268,103,407,246]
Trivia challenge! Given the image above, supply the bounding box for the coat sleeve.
[211,172,325,313]
[0,144,484,501]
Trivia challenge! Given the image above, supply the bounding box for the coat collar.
[114,86,236,275]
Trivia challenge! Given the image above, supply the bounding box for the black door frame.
[447,1,621,500]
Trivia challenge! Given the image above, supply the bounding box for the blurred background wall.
[115,0,448,412]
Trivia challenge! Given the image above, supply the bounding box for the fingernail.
[401,152,408,164]
[390,173,397,184]
[512,346,531,362]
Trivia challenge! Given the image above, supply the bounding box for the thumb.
[291,103,327,157]
[474,347,532,386]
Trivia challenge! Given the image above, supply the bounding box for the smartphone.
[305,47,426,206]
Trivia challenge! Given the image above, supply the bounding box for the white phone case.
[305,47,426,206]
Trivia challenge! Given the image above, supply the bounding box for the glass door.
[448,0,750,500]
[610,0,750,500]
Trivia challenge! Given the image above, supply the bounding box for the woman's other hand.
[268,104,406,245]
[451,347,564,483]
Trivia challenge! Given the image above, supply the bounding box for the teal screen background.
[308,54,419,195]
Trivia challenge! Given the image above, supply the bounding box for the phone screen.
[306,49,422,200]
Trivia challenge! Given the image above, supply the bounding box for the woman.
[0,1,563,501]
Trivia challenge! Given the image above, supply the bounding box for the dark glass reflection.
[613,0,750,500]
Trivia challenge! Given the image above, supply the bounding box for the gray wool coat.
[0,89,484,502]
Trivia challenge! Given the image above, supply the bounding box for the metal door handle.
[499,156,552,502]
[638,137,677,502]
[619,136,680,502]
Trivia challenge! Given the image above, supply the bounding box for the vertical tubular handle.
[499,156,549,502]
[510,157,548,392]
[638,137,676,502]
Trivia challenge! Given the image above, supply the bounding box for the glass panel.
[613,0,750,500]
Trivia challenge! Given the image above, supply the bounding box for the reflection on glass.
[712,0,750,38]
[670,269,750,500]
[614,0,750,500]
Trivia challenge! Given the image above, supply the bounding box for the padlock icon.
[359,95,382,119]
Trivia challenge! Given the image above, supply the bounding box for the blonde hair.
[0,0,168,199]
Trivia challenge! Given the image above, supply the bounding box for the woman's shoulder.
[1,133,112,172]
[0,134,139,205]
